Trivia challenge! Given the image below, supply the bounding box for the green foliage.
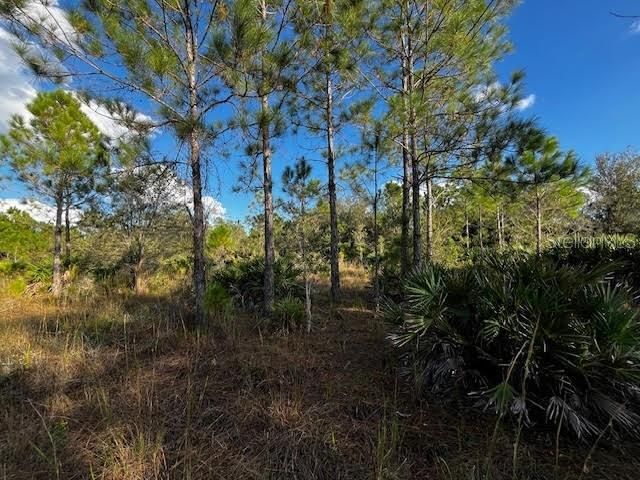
[511,134,582,185]
[204,281,233,315]
[0,209,51,264]
[212,257,303,312]
[160,254,191,275]
[272,297,305,333]
[0,256,52,296]
[373,411,404,480]
[547,234,640,290]
[589,151,640,234]
[379,263,404,302]
[207,221,247,263]
[1,90,108,296]
[0,259,27,275]
[26,261,53,287]
[6,276,27,297]
[386,253,640,439]
[1,90,106,195]
[91,163,192,292]
[281,157,322,278]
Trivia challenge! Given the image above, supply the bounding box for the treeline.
[2,140,639,295]
[0,1,638,323]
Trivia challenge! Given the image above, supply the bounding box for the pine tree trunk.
[496,205,503,249]
[52,192,64,298]
[408,47,421,267]
[373,139,381,313]
[301,199,312,332]
[186,14,206,327]
[373,191,380,315]
[262,95,275,314]
[401,1,421,268]
[400,51,411,277]
[64,196,71,262]
[536,188,542,255]
[326,71,340,305]
[425,174,433,261]
[410,125,420,267]
[261,0,275,315]
[190,136,206,325]
[465,207,470,251]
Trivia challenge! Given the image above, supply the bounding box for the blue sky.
[2,0,640,222]
[497,0,640,163]
[224,0,640,221]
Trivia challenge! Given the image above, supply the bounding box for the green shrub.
[7,276,28,297]
[204,281,232,315]
[547,234,640,290]
[161,253,191,275]
[212,257,303,311]
[0,261,52,296]
[379,263,404,302]
[386,253,640,439]
[26,261,52,287]
[0,259,27,275]
[272,297,305,333]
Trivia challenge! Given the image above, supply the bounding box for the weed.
[374,410,407,480]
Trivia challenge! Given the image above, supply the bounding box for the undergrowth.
[1,267,639,479]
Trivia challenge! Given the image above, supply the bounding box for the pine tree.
[291,0,368,305]
[282,158,321,332]
[2,0,232,325]
[341,120,388,313]
[109,160,186,293]
[213,0,298,314]
[369,0,517,265]
[0,90,105,297]
[510,132,587,254]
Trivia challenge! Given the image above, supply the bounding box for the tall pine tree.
[2,0,233,324]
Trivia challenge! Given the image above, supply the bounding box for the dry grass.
[1,267,639,479]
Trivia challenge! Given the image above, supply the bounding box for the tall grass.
[2,265,640,479]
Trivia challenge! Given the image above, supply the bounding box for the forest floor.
[1,268,639,479]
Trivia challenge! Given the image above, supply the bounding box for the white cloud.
[472,81,502,103]
[516,94,536,111]
[0,175,226,227]
[203,196,226,223]
[630,20,640,35]
[15,0,78,50]
[79,101,130,140]
[113,165,226,224]
[0,1,151,139]
[0,29,38,132]
[0,198,82,225]
[75,97,155,142]
[0,28,140,139]
[473,81,535,112]
[164,179,226,224]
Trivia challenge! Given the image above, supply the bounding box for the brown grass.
[1,267,639,479]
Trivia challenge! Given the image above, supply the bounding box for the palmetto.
[386,253,640,438]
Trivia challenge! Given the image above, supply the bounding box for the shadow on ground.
[1,287,639,479]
